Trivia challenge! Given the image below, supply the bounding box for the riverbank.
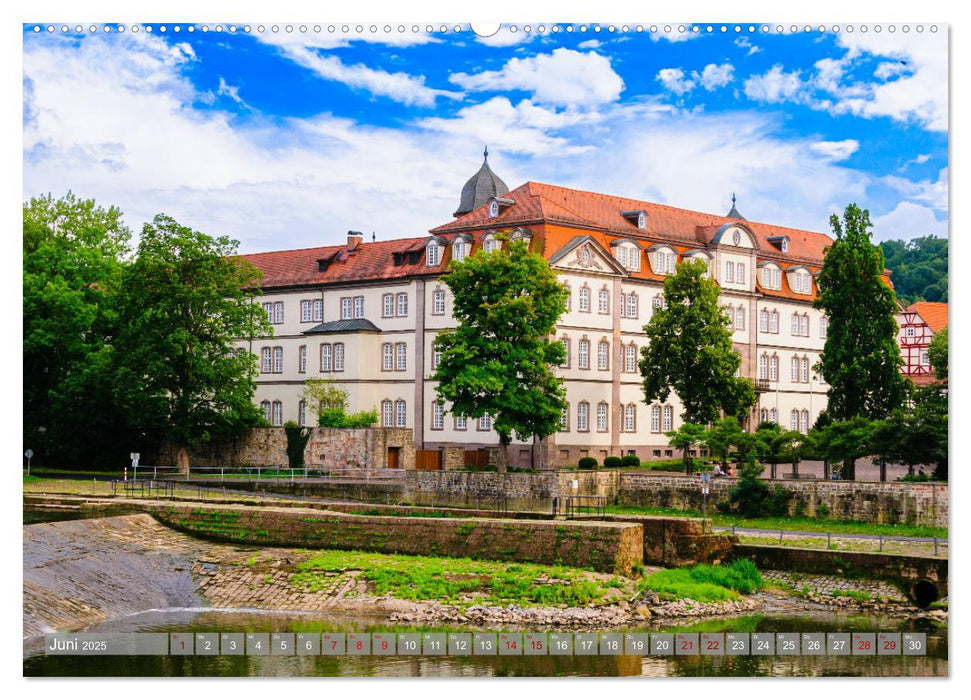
[24,513,944,639]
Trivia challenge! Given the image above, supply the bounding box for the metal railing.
[149,466,406,482]
[111,478,175,499]
[721,525,948,556]
[564,494,607,520]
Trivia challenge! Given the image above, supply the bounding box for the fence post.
[879,534,883,552]
[934,537,938,555]
[779,530,783,544]
[827,532,831,550]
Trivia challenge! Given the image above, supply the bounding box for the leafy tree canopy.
[432,236,568,455]
[639,259,755,424]
[928,326,948,380]
[879,236,947,305]
[814,204,908,422]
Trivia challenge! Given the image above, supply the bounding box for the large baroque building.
[238,153,837,468]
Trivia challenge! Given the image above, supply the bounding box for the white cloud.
[217,77,248,108]
[734,36,762,56]
[656,68,695,95]
[650,28,701,43]
[698,63,734,91]
[899,153,932,171]
[450,48,624,107]
[577,40,602,49]
[255,28,441,51]
[883,168,948,210]
[874,60,909,80]
[810,139,860,162]
[265,45,462,106]
[872,201,947,242]
[743,64,807,103]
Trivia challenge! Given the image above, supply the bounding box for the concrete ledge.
[148,502,644,576]
[603,514,737,567]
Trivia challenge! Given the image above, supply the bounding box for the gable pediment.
[548,235,628,275]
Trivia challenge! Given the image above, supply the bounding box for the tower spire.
[484,145,489,161]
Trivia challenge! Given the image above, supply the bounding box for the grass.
[639,559,763,603]
[606,505,948,539]
[291,550,619,607]
[23,474,41,483]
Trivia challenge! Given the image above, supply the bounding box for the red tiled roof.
[431,181,836,265]
[907,301,948,333]
[239,237,429,289]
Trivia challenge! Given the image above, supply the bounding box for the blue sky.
[22,22,948,253]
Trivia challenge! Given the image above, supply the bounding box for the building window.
[760,408,768,423]
[791,313,800,336]
[735,307,745,330]
[340,297,352,320]
[313,299,323,322]
[619,293,626,318]
[455,415,467,430]
[791,356,800,382]
[381,400,394,427]
[431,403,444,430]
[432,348,442,370]
[627,293,638,319]
[560,337,570,368]
[800,409,809,434]
[759,309,769,333]
[298,400,306,427]
[597,340,609,371]
[298,345,307,374]
[769,311,779,334]
[382,343,393,371]
[801,357,810,383]
[725,260,735,283]
[625,344,637,373]
[396,293,408,317]
[578,339,590,369]
[427,243,441,266]
[272,400,283,427]
[261,347,272,374]
[769,355,778,382]
[395,342,407,371]
[273,346,283,374]
[484,235,499,253]
[921,349,930,366]
[577,402,589,432]
[791,410,799,432]
[383,294,394,318]
[652,294,662,311]
[260,400,271,422]
[301,300,313,323]
[596,402,608,432]
[598,288,610,314]
[273,302,283,325]
[334,343,345,372]
[737,262,746,284]
[800,314,809,337]
[320,344,332,372]
[560,404,569,431]
[353,296,364,319]
[433,289,446,315]
[489,201,499,218]
[662,405,673,432]
[758,355,768,380]
[395,399,407,428]
[578,286,591,312]
[262,302,273,322]
[624,404,636,433]
[478,414,492,431]
[453,240,466,262]
[820,316,828,338]
[650,405,661,432]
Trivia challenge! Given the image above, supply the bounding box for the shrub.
[317,407,347,427]
[767,486,794,517]
[343,409,379,428]
[482,464,498,472]
[816,504,830,518]
[728,459,769,518]
[603,456,622,469]
[283,422,311,469]
[621,455,641,467]
[578,457,598,470]
[317,408,378,428]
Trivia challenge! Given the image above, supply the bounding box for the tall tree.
[23,192,131,467]
[814,204,909,478]
[432,236,568,469]
[665,422,708,474]
[639,259,755,424]
[928,326,948,380]
[112,214,270,472]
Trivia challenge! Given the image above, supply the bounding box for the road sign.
[25,449,34,459]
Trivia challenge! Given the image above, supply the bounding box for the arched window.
[394,399,407,427]
[578,339,590,369]
[759,309,769,333]
[791,313,800,336]
[735,307,745,330]
[381,400,394,427]
[578,286,591,312]
[320,344,332,372]
[597,402,608,432]
[260,400,271,422]
[483,234,499,253]
[597,340,609,370]
[453,239,467,262]
[758,355,768,380]
[560,336,570,368]
[272,400,283,426]
[801,357,810,383]
[820,316,828,338]
[800,314,809,337]
[624,404,636,432]
[662,405,673,432]
[791,409,799,431]
[382,343,393,371]
[650,405,661,432]
[769,355,779,381]
[770,408,778,424]
[769,311,779,334]
[577,402,590,432]
[598,287,610,314]
[627,292,638,319]
[791,356,800,382]
[800,409,810,434]
[625,343,637,373]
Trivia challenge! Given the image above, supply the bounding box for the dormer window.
[760,264,782,290]
[426,243,441,266]
[612,240,642,272]
[789,268,812,294]
[453,239,466,262]
[488,201,499,218]
[483,234,500,253]
[621,209,648,230]
[768,236,790,253]
[648,245,677,275]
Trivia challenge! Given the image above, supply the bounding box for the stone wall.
[732,544,948,600]
[149,502,644,576]
[602,514,737,567]
[159,427,414,470]
[618,473,948,528]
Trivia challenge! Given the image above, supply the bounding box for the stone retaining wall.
[619,473,948,527]
[602,514,737,567]
[149,502,643,576]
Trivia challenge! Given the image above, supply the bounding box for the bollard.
[934,537,938,555]
[879,534,883,552]
[779,530,784,544]
[827,532,832,549]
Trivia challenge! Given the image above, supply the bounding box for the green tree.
[814,204,909,478]
[432,236,568,469]
[23,192,131,467]
[911,383,948,480]
[639,259,755,425]
[879,236,948,305]
[284,422,311,470]
[665,422,708,474]
[928,326,948,380]
[812,416,875,480]
[704,417,745,471]
[112,214,270,472]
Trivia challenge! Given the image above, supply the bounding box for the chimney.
[347,230,363,251]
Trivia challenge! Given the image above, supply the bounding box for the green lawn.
[639,560,763,603]
[292,550,624,607]
[606,505,947,539]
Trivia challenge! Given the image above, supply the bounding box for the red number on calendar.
[681,640,693,650]
[331,641,338,650]
[505,641,517,650]
[356,641,363,650]
[883,641,896,651]
[381,641,388,650]
[531,641,543,650]
[858,640,871,650]
[707,641,718,650]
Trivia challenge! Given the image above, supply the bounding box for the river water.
[23,609,947,677]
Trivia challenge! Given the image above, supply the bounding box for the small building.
[897,301,947,384]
